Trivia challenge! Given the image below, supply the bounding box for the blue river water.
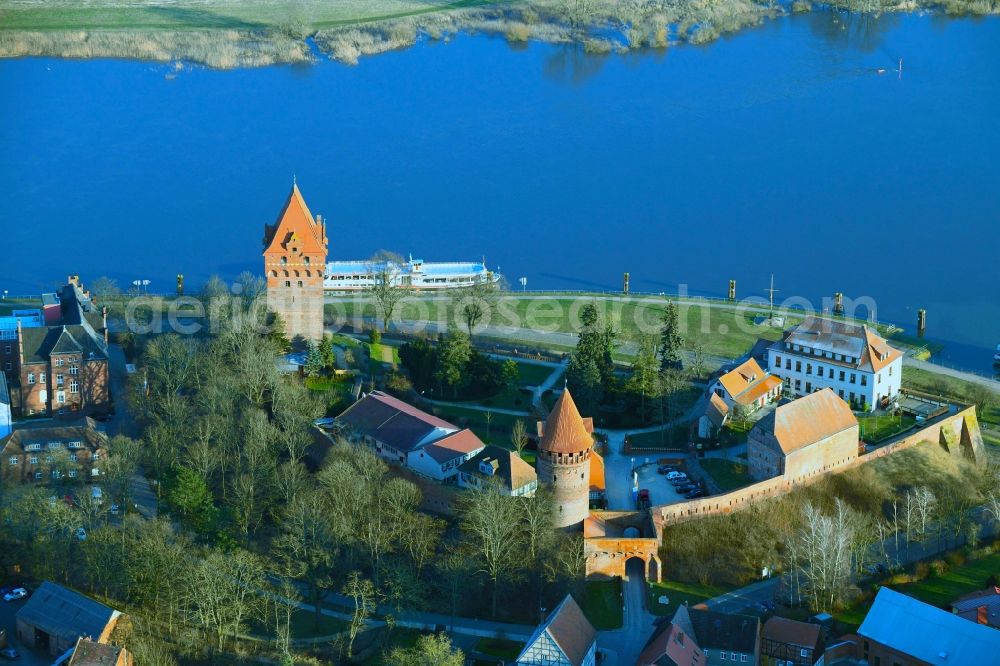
[0,10,998,372]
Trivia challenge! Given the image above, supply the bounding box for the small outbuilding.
[15,582,122,657]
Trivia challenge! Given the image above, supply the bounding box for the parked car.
[657,465,675,475]
[675,483,697,493]
[75,527,87,541]
[684,489,705,499]
[669,475,690,486]
[665,471,685,480]
[3,588,27,602]
[637,489,651,509]
[0,647,19,660]
[109,504,120,515]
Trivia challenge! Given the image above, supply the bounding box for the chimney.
[102,307,108,345]
[15,320,23,366]
[978,605,988,625]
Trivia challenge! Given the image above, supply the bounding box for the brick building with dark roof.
[1,416,107,485]
[760,616,824,666]
[4,277,109,418]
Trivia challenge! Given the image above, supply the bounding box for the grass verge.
[582,579,623,629]
[699,458,749,492]
[648,579,726,617]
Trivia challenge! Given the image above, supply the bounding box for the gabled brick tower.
[536,388,595,529]
[263,183,328,345]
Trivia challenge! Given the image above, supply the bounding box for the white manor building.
[767,317,903,412]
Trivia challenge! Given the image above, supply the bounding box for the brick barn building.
[263,183,328,345]
[747,388,859,483]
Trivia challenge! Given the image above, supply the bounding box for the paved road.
[598,558,657,666]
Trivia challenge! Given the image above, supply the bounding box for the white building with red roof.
[767,316,902,412]
[709,357,783,414]
[336,391,484,481]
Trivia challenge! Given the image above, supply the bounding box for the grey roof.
[1,417,106,454]
[16,582,118,643]
[19,324,106,365]
[688,607,759,653]
[68,638,125,665]
[337,391,456,454]
[858,588,1000,665]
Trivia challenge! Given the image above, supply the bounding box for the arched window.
[270,270,277,278]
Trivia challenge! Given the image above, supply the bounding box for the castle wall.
[654,406,984,531]
[584,537,661,581]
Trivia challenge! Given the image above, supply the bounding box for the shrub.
[945,551,966,568]
[913,561,930,581]
[930,559,949,577]
[368,327,382,344]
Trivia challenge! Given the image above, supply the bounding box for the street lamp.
[2,290,7,300]
[519,277,527,293]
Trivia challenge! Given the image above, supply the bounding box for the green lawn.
[582,580,623,629]
[835,550,1000,631]
[895,551,1000,608]
[647,579,726,617]
[329,333,361,349]
[902,366,982,403]
[288,609,349,638]
[699,458,749,492]
[332,294,815,360]
[516,361,561,386]
[0,0,471,30]
[475,637,524,661]
[0,298,41,315]
[857,413,916,443]
[427,404,523,445]
[626,425,690,450]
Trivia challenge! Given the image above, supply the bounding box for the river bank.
[2,0,998,67]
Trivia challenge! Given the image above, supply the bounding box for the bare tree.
[511,419,529,457]
[342,571,378,660]
[453,281,498,335]
[789,500,857,612]
[459,478,526,617]
[365,250,407,332]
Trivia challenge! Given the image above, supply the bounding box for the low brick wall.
[654,406,983,531]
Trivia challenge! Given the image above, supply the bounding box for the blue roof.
[858,588,1000,664]
[0,309,44,332]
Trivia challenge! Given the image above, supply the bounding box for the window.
[57,374,64,386]
[828,368,834,378]
[68,441,82,449]
[8,456,18,466]
[806,364,812,375]
[850,373,857,384]
[280,256,288,265]
[91,468,100,477]
[39,373,46,384]
[70,381,79,394]
[775,355,781,367]
[795,361,802,372]
[25,443,41,451]
[68,469,77,478]
[27,373,35,384]
[56,391,66,404]
[721,653,726,661]
[800,648,808,658]
[862,375,869,386]
[794,380,801,391]
[889,366,893,376]
[70,365,79,375]
[34,472,42,480]
[29,456,38,465]
[741,656,747,663]
[304,256,311,265]
[285,281,291,288]
[839,389,845,399]
[69,454,78,462]
[93,451,101,461]
[297,281,303,288]
[785,359,791,370]
[3,344,8,353]
[806,382,812,393]
[4,362,9,371]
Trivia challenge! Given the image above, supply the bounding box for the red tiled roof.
[538,389,594,454]
[762,616,822,648]
[420,429,485,463]
[263,184,328,256]
[768,388,858,454]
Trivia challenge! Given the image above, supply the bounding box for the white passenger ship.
[324,255,500,292]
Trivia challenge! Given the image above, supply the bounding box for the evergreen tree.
[435,331,472,398]
[659,300,684,371]
[575,303,616,390]
[267,311,291,353]
[566,354,602,416]
[318,334,336,370]
[304,340,323,378]
[627,335,661,423]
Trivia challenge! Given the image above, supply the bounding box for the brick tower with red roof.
[536,388,595,529]
[263,183,328,344]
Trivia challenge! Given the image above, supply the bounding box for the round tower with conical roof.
[536,389,594,529]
